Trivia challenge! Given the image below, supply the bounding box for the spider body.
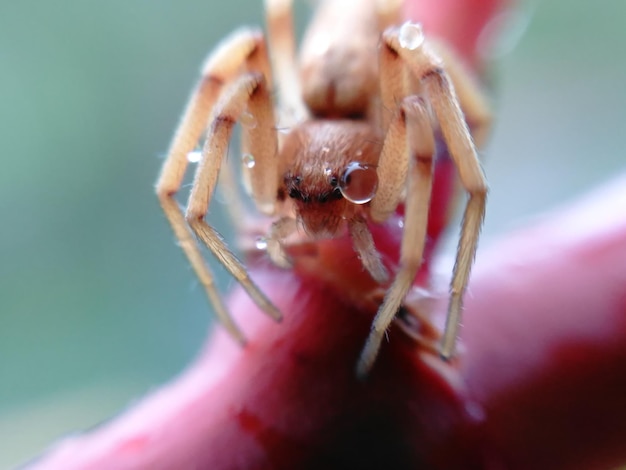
[156,0,491,376]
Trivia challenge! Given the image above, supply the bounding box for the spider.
[155,0,491,377]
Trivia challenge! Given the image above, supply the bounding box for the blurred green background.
[0,0,624,467]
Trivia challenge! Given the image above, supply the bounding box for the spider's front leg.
[266,217,298,269]
[156,30,281,343]
[357,97,436,378]
[185,72,283,332]
[357,23,489,377]
[392,25,488,360]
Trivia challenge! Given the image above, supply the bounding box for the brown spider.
[155,0,491,377]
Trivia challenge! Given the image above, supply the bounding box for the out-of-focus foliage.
[0,0,624,467]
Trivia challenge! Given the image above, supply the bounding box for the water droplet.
[240,111,257,129]
[398,22,424,50]
[397,219,405,229]
[324,167,332,176]
[255,237,268,250]
[187,150,202,163]
[242,153,256,169]
[339,162,378,204]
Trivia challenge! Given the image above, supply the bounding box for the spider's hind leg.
[389,23,489,361]
[358,96,437,378]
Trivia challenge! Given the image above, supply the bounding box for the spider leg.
[348,216,389,284]
[378,28,406,134]
[371,51,415,223]
[389,24,488,360]
[156,29,279,343]
[429,40,493,148]
[185,73,282,327]
[219,29,275,232]
[358,97,436,378]
[267,216,297,269]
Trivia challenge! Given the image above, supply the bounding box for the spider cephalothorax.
[278,120,381,237]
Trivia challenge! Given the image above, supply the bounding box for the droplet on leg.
[242,153,256,169]
[398,22,425,50]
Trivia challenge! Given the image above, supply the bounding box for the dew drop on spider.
[239,111,257,129]
[398,22,424,50]
[339,162,378,204]
[242,153,256,169]
[187,150,202,163]
[254,237,268,250]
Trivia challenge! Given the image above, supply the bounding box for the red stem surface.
[28,176,626,469]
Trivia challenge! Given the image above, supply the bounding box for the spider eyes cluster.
[285,161,378,205]
[286,175,344,203]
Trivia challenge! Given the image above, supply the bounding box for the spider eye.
[339,162,378,204]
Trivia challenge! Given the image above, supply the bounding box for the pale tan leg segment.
[421,59,487,360]
[156,30,278,343]
[369,106,411,223]
[266,216,297,268]
[389,23,488,360]
[158,197,241,341]
[430,41,493,148]
[378,33,406,133]
[186,73,282,324]
[348,217,388,284]
[357,97,436,378]
[440,191,486,358]
[240,71,281,215]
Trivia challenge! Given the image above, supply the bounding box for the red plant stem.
[27,175,626,470]
[461,176,626,470]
